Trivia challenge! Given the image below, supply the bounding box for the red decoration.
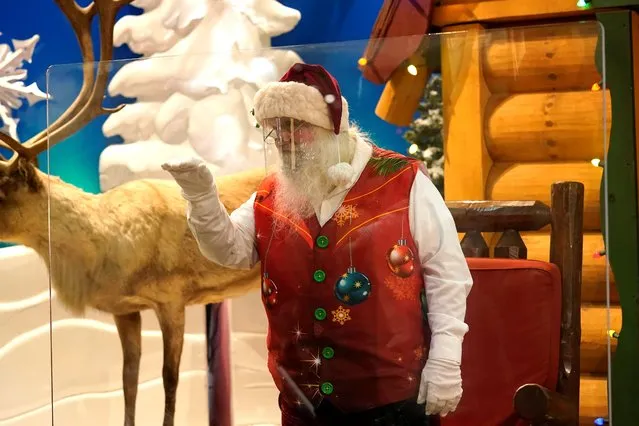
[386,239,415,278]
[261,273,278,308]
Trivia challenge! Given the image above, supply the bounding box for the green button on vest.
[316,235,329,248]
[313,269,326,282]
[322,346,335,359]
[314,308,327,321]
[320,382,334,395]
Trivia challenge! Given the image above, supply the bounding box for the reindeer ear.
[14,157,43,193]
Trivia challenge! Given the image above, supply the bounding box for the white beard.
[272,127,355,222]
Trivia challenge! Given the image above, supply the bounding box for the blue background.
[0,0,407,196]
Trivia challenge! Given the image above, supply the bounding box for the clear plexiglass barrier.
[0,20,613,426]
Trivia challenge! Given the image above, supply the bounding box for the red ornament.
[386,239,415,278]
[261,273,278,308]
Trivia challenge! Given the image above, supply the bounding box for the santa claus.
[162,63,472,426]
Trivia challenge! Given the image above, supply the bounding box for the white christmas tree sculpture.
[99,0,303,191]
[0,33,47,142]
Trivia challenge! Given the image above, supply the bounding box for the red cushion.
[441,258,562,426]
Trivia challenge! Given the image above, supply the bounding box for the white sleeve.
[409,170,473,365]
[186,190,259,270]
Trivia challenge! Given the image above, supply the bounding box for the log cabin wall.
[437,21,615,425]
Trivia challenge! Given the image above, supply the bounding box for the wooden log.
[375,51,430,126]
[447,200,550,232]
[579,375,608,423]
[485,91,611,163]
[482,28,601,93]
[486,163,602,231]
[432,0,592,28]
[522,232,618,304]
[442,24,493,202]
[581,305,621,375]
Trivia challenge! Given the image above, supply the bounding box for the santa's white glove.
[162,156,239,266]
[417,358,463,417]
[161,157,215,200]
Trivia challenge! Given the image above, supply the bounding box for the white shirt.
[186,137,473,365]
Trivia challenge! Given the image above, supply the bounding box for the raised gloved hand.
[417,358,463,417]
[161,157,215,199]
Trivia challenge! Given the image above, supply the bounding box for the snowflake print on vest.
[332,306,351,325]
[384,274,420,302]
[334,204,359,227]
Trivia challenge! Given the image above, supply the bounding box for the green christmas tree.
[402,73,444,193]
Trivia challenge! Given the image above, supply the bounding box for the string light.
[357,57,367,66]
[608,330,619,339]
[407,64,418,76]
[577,0,592,9]
[592,249,606,258]
[594,417,609,425]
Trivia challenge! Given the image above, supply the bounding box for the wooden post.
[549,181,585,423]
[375,49,431,126]
[441,24,493,202]
[494,229,527,259]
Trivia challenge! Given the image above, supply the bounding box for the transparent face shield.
[262,117,343,179]
[263,117,315,175]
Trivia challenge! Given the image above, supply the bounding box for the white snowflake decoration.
[0,33,47,141]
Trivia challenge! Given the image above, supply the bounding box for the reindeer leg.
[114,312,142,426]
[155,303,185,426]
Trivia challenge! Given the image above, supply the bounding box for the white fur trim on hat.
[253,81,349,133]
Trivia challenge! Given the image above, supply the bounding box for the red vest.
[253,147,428,412]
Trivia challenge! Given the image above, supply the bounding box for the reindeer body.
[1,162,264,425]
[42,166,263,315]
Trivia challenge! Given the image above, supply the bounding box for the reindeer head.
[0,155,46,241]
[0,0,132,243]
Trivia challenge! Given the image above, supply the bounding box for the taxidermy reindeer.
[0,1,263,425]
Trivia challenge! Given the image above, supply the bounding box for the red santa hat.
[253,63,349,134]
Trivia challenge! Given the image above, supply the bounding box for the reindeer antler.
[0,0,133,173]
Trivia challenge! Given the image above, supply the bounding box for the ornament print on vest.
[384,215,419,301]
[261,272,278,309]
[387,239,415,278]
[335,266,372,305]
[333,212,371,307]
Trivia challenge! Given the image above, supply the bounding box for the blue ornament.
[334,266,371,305]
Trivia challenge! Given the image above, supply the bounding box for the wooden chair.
[440,181,585,425]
